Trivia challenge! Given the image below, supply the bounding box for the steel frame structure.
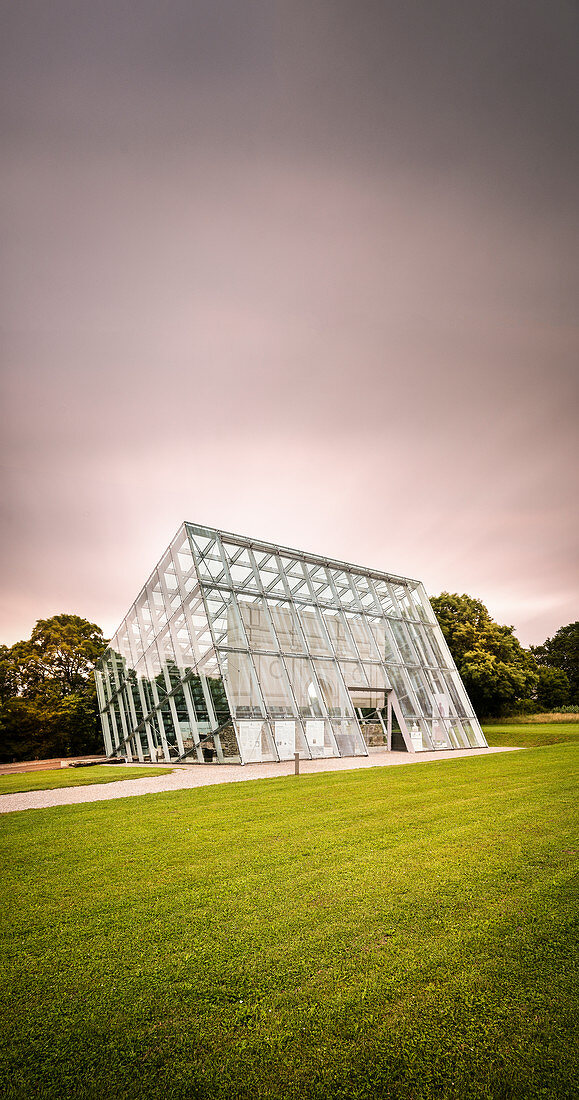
[95,523,487,764]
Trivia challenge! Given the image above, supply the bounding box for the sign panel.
[305,719,325,755]
[237,720,263,763]
[274,720,296,759]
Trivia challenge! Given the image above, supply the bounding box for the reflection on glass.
[296,604,332,656]
[268,600,306,654]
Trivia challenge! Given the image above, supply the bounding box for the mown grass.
[0,765,171,796]
[483,719,579,748]
[1,746,577,1100]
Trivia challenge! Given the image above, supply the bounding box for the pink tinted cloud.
[2,4,577,650]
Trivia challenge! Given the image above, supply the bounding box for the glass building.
[95,523,487,764]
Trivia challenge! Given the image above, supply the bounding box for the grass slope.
[0,765,171,796]
[1,747,578,1100]
[483,720,579,748]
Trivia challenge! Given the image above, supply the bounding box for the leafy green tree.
[531,622,579,702]
[0,645,17,706]
[0,615,107,763]
[536,666,570,710]
[430,593,538,718]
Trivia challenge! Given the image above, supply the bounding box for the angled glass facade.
[95,523,487,764]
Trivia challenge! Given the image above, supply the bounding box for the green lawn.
[483,719,579,748]
[0,765,171,796]
[1,746,577,1100]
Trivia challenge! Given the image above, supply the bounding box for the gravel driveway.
[0,747,519,814]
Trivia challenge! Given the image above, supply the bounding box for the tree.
[430,593,538,718]
[0,615,107,763]
[531,622,579,702]
[536,666,570,710]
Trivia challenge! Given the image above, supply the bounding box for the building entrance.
[347,688,408,752]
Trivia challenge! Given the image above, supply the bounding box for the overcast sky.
[2,0,578,647]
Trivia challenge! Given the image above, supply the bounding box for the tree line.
[0,615,106,763]
[0,603,577,763]
[431,594,578,718]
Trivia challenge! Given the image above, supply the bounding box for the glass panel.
[252,653,297,717]
[296,604,332,656]
[438,670,470,717]
[338,660,369,692]
[185,672,212,735]
[361,663,390,690]
[405,622,429,667]
[373,580,396,616]
[143,642,168,699]
[196,552,227,583]
[305,564,334,604]
[183,591,213,658]
[407,668,431,714]
[284,656,324,717]
[207,673,231,726]
[439,718,461,749]
[328,569,359,608]
[397,586,422,621]
[219,650,264,718]
[312,658,353,717]
[197,648,221,680]
[347,614,380,661]
[229,560,258,588]
[446,718,468,748]
[304,718,336,757]
[390,620,420,665]
[388,667,419,718]
[390,584,408,617]
[268,600,306,654]
[352,574,381,613]
[278,555,305,578]
[321,607,358,658]
[116,623,135,668]
[423,624,453,669]
[127,609,145,661]
[407,584,429,622]
[146,572,168,633]
[462,718,486,747]
[330,719,366,756]
[162,548,182,591]
[415,583,436,624]
[237,595,278,652]
[171,529,199,595]
[186,527,216,558]
[425,718,452,750]
[222,545,259,590]
[135,591,156,652]
[407,719,431,751]
[204,588,245,649]
[282,560,309,597]
[168,611,197,672]
[274,718,297,760]
[155,622,176,665]
[257,554,287,596]
[369,618,398,663]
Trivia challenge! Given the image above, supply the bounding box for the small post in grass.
[294,751,300,775]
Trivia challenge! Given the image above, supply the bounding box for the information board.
[274,720,296,759]
[237,720,263,763]
[305,719,325,755]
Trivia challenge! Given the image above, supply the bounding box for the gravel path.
[0,747,519,814]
